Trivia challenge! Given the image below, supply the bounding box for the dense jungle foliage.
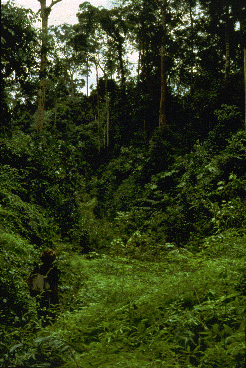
[1,0,246,367]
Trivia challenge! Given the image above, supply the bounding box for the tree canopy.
[1,1,246,367]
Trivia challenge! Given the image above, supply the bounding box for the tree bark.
[225,23,230,80]
[117,42,126,94]
[159,1,167,130]
[96,62,101,152]
[189,1,194,94]
[137,49,141,84]
[36,0,62,131]
[36,0,48,131]
[244,47,246,130]
[105,74,110,148]
[86,56,89,97]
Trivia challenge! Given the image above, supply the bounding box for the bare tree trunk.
[244,47,246,130]
[54,97,57,130]
[118,42,125,93]
[105,74,110,148]
[225,23,230,80]
[86,56,89,97]
[159,1,167,130]
[189,1,194,95]
[137,49,141,84]
[96,63,101,152]
[36,0,62,131]
[36,0,48,131]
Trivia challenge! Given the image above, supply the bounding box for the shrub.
[0,233,37,327]
[0,188,58,246]
[207,105,243,152]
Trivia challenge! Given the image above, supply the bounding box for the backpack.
[27,268,53,297]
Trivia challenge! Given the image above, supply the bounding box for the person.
[27,248,61,326]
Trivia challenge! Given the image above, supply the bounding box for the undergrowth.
[1,230,245,367]
[1,127,245,368]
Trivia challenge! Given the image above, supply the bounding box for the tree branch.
[50,0,63,8]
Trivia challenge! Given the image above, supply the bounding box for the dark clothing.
[32,263,60,303]
[30,262,61,326]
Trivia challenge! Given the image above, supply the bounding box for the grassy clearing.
[18,231,244,368]
[1,231,245,367]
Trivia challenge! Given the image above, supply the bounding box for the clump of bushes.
[103,130,246,250]
[0,233,37,327]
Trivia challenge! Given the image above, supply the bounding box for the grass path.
[39,231,246,367]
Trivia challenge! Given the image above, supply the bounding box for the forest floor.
[26,230,246,368]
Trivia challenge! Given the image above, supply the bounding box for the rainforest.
[1,0,246,367]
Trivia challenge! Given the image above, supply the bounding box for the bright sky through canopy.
[4,0,112,25]
[3,0,136,93]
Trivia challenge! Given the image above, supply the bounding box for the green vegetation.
[1,129,245,367]
[1,0,245,366]
[1,231,245,367]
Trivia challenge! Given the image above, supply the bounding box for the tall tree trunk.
[105,75,110,148]
[96,62,101,152]
[189,1,194,95]
[137,49,141,84]
[159,1,167,130]
[86,56,89,97]
[36,0,48,131]
[225,23,230,80]
[244,47,246,130]
[36,0,62,131]
[117,42,126,94]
